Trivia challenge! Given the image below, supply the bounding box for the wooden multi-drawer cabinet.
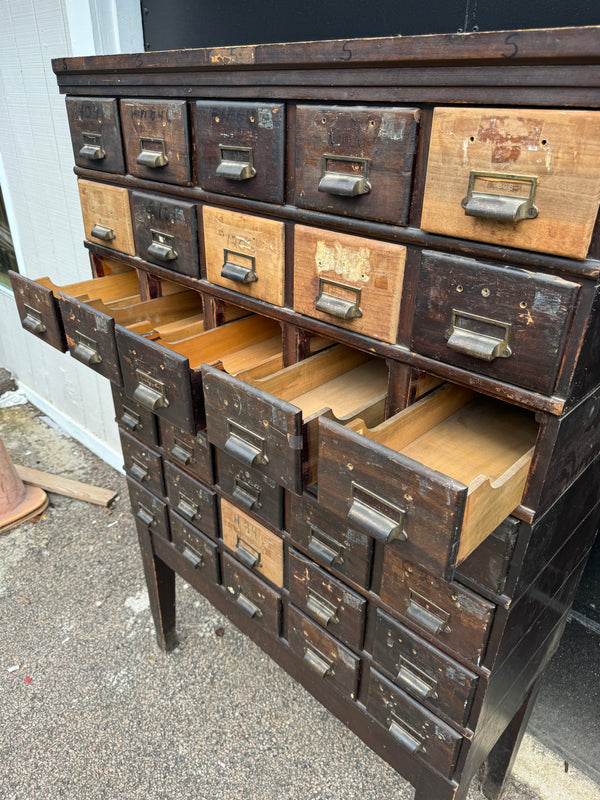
[10,25,600,800]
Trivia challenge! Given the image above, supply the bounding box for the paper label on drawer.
[315,240,371,283]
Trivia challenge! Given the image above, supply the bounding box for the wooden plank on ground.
[15,465,117,507]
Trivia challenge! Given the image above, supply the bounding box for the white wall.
[0,0,143,470]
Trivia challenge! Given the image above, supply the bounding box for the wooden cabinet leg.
[136,527,178,652]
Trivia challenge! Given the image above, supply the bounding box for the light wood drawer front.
[221,498,284,587]
[294,226,406,343]
[120,99,191,185]
[318,384,537,580]
[288,606,360,700]
[221,552,280,636]
[78,180,136,255]
[203,206,285,306]
[421,107,600,259]
[163,461,218,539]
[132,191,199,278]
[366,669,463,779]
[119,429,165,498]
[372,609,479,728]
[411,251,580,395]
[159,419,213,485]
[66,97,124,174]
[195,101,285,203]
[112,387,159,447]
[126,476,170,541]
[289,549,367,650]
[168,509,219,584]
[294,105,419,225]
[215,449,283,530]
[380,549,495,665]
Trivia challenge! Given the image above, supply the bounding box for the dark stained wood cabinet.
[10,25,600,800]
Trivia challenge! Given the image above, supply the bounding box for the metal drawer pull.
[232,477,261,511]
[90,224,115,242]
[216,145,256,181]
[129,459,149,483]
[79,132,105,161]
[388,719,423,754]
[316,279,362,320]
[182,543,203,568]
[133,371,169,411]
[461,170,538,222]
[319,154,371,197]
[224,421,267,467]
[307,532,343,567]
[22,305,46,335]
[147,230,177,262]
[396,662,438,701]
[306,591,338,627]
[406,590,450,636]
[72,333,102,366]
[304,648,332,678]
[347,484,406,543]
[170,443,192,465]
[137,136,168,168]
[120,408,141,431]
[177,495,199,522]
[235,537,261,570]
[136,504,155,527]
[236,593,261,618]
[446,310,512,361]
[221,250,258,284]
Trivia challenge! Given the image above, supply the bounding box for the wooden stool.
[0,438,48,534]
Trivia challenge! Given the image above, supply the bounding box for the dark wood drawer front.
[215,449,283,530]
[66,97,124,174]
[112,386,159,446]
[57,293,121,383]
[126,476,169,540]
[119,428,164,497]
[455,516,520,597]
[203,364,302,494]
[286,493,372,589]
[195,100,285,203]
[221,552,280,636]
[372,609,478,728]
[168,509,219,584]
[10,272,66,351]
[411,251,580,395]
[288,606,360,700]
[366,669,463,779]
[164,461,218,539]
[159,419,213,484]
[132,191,199,278]
[294,105,419,225]
[289,549,367,650]
[120,100,191,185]
[380,549,495,665]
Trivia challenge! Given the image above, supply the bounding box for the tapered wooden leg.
[136,527,178,651]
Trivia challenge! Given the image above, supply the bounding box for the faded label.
[379,115,406,141]
[315,240,371,283]
[208,46,256,65]
[476,116,543,164]
[258,107,274,129]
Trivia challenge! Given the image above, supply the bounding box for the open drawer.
[318,384,538,579]
[10,269,140,352]
[116,314,284,435]
[203,345,389,494]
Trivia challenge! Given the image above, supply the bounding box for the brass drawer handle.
[22,304,46,335]
[446,310,512,361]
[170,442,192,465]
[319,154,371,197]
[316,278,362,320]
[306,590,338,627]
[147,230,177,262]
[120,408,142,431]
[224,420,267,467]
[79,132,105,161]
[307,527,344,567]
[406,590,450,636]
[137,136,168,168]
[235,536,261,570]
[177,494,199,522]
[396,660,438,701]
[388,719,423,755]
[136,503,155,527]
[182,543,203,568]
[216,145,256,181]
[129,458,149,483]
[236,593,261,618]
[133,371,169,411]
[72,332,102,366]
[347,483,406,544]
[220,250,258,284]
[91,224,115,242]
[232,476,261,511]
[304,648,332,678]
[461,170,538,222]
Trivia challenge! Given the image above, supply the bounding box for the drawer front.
[168,509,219,584]
[293,226,406,343]
[366,669,463,779]
[411,251,580,395]
[195,100,285,203]
[132,191,199,278]
[372,609,478,727]
[286,492,372,588]
[215,449,283,530]
[455,516,520,597]
[164,461,218,539]
[221,552,280,636]
[203,364,302,494]
[126,476,169,540]
[112,386,159,446]
[220,498,284,587]
[120,99,191,185]
[66,97,125,174]
[10,272,66,351]
[421,107,600,259]
[294,105,419,225]
[78,180,135,255]
[288,549,367,650]
[379,549,495,665]
[159,419,213,484]
[288,606,360,699]
[203,206,285,306]
[57,293,121,383]
[119,428,165,497]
